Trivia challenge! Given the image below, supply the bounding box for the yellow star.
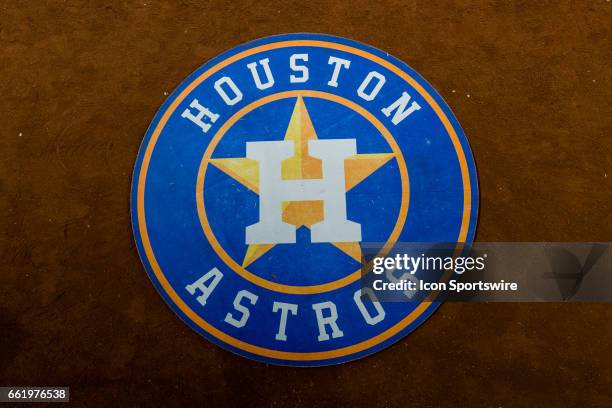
[209,96,394,267]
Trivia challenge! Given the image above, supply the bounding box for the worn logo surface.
[131,34,478,366]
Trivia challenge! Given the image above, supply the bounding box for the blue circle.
[131,34,479,366]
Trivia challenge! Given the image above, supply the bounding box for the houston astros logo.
[131,34,478,365]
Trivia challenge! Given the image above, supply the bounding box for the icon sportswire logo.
[131,34,479,366]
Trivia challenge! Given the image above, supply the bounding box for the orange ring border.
[196,90,409,295]
[136,39,473,361]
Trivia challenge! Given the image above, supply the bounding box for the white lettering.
[381,92,421,125]
[289,54,309,83]
[357,71,386,101]
[354,288,385,325]
[247,58,275,90]
[224,290,258,328]
[214,76,243,106]
[272,301,298,341]
[180,99,220,133]
[327,56,351,87]
[185,268,223,306]
[312,301,344,341]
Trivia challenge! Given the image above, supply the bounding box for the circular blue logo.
[131,34,478,366]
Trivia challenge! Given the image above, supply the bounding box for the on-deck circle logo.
[131,34,478,366]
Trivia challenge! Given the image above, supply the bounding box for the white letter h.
[245,139,361,245]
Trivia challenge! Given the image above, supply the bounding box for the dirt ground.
[1,1,611,406]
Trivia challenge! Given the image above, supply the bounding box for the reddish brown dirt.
[1,1,611,406]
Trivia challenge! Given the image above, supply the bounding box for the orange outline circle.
[196,90,409,295]
[135,39,474,361]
